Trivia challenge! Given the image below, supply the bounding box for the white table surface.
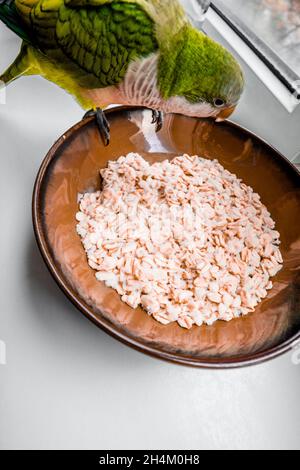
[1,26,300,450]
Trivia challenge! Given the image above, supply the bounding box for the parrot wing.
[13,0,158,89]
[63,0,188,46]
[54,0,158,88]
[0,0,34,42]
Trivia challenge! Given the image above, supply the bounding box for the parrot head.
[158,26,244,121]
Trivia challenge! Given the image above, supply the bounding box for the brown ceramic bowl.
[33,106,300,368]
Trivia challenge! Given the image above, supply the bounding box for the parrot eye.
[214,98,225,108]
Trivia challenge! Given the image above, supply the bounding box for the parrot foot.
[151,110,164,133]
[83,108,110,146]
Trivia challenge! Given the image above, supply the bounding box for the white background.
[0,19,300,450]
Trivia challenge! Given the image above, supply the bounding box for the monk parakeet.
[0,0,244,144]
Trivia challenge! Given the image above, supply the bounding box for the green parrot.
[0,0,244,144]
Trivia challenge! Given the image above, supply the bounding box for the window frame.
[211,0,300,99]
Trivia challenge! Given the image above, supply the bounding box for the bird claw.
[83,108,110,146]
[151,110,164,133]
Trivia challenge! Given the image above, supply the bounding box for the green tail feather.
[0,0,32,42]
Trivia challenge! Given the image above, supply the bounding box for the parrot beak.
[215,105,236,123]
